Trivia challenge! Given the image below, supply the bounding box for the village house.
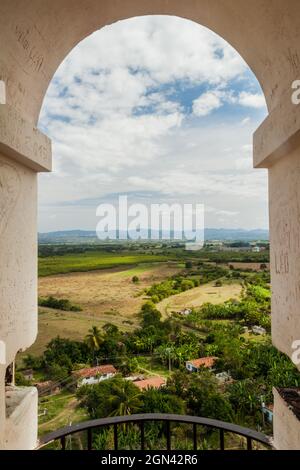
[73,364,117,387]
[34,381,61,397]
[185,356,218,372]
[22,369,34,381]
[134,376,166,391]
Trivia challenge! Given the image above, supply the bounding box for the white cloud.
[38,15,268,231]
[238,91,266,108]
[192,91,222,116]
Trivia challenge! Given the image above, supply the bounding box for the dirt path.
[39,397,78,431]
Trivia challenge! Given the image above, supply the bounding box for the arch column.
[254,90,300,449]
[0,103,51,449]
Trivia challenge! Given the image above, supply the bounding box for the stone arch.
[2,0,300,126]
[1,0,300,450]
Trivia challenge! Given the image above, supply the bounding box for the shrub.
[38,296,82,312]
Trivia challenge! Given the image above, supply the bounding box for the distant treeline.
[38,242,269,264]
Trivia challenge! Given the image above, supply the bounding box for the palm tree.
[108,380,142,417]
[85,326,102,359]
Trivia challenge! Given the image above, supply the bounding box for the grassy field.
[21,262,181,358]
[157,281,243,317]
[38,391,88,437]
[39,252,171,276]
[25,264,243,357]
[136,356,172,379]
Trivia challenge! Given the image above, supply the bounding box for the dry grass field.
[227,262,269,271]
[24,262,181,357]
[157,281,243,317]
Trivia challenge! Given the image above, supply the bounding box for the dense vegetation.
[187,280,271,330]
[22,245,300,449]
[21,265,300,449]
[146,265,228,303]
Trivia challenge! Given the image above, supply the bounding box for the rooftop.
[186,356,218,369]
[73,364,117,378]
[134,376,166,391]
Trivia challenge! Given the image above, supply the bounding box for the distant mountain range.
[38,228,269,243]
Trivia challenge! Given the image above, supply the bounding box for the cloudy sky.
[38,15,268,233]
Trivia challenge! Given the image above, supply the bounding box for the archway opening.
[23,16,277,447]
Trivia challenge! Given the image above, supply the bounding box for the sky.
[38,15,268,233]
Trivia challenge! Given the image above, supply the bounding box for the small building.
[134,376,166,391]
[252,246,261,252]
[262,403,274,423]
[186,356,218,372]
[35,380,61,396]
[252,325,266,335]
[180,308,192,316]
[74,364,117,387]
[125,375,144,382]
[216,371,232,384]
[22,369,34,381]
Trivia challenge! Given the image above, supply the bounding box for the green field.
[39,252,171,276]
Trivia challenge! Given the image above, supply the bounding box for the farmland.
[157,281,242,317]
[39,252,171,277]
[26,262,181,357]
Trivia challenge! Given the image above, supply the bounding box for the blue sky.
[38,15,268,232]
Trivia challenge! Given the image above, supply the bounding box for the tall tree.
[108,380,142,416]
[85,326,103,358]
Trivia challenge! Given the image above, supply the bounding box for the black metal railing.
[38,413,272,450]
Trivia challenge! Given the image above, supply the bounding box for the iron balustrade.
[38,413,272,450]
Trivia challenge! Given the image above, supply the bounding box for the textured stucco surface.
[269,146,300,363]
[273,388,300,449]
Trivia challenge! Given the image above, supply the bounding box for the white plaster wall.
[0,153,38,448]
[269,146,300,368]
[3,387,38,450]
[273,388,300,450]
[0,153,38,361]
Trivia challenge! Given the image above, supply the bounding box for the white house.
[74,364,117,387]
[252,325,266,335]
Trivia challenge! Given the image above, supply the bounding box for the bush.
[47,363,69,381]
[38,296,82,312]
[15,371,31,386]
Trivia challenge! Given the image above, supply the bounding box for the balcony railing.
[38,413,272,450]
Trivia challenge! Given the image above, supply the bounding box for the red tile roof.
[134,376,166,391]
[74,365,117,378]
[186,356,218,369]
